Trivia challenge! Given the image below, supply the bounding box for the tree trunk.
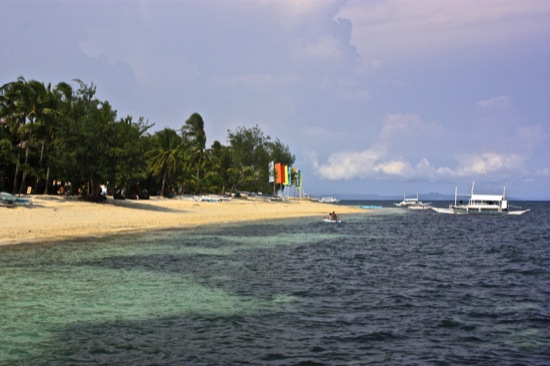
[12,151,20,195]
[160,168,167,197]
[34,140,45,194]
[19,119,33,195]
[44,166,51,194]
[19,143,30,194]
[196,167,200,194]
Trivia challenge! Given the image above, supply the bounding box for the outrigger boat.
[395,194,431,210]
[318,196,340,204]
[431,182,530,215]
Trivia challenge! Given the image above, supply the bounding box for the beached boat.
[431,182,530,215]
[395,194,431,210]
[199,195,223,202]
[0,192,32,207]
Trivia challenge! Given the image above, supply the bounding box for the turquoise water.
[1,219,341,364]
[1,204,549,365]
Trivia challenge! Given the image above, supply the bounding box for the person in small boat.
[330,211,338,220]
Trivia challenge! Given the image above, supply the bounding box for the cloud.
[313,113,448,180]
[313,107,529,183]
[315,149,528,181]
[374,159,412,176]
[476,95,512,108]
[337,0,550,62]
[453,152,526,176]
[535,168,550,177]
[313,144,386,180]
[380,113,424,139]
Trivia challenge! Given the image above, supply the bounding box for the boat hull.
[323,218,342,224]
[430,207,530,215]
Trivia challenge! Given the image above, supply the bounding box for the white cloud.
[374,159,412,175]
[476,95,512,108]
[453,152,526,176]
[314,145,386,180]
[313,113,448,180]
[314,123,529,181]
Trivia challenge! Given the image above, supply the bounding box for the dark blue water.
[1,202,549,365]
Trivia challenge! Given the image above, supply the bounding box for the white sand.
[0,195,364,246]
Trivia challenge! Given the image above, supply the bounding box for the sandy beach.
[0,195,364,246]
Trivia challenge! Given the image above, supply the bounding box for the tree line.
[0,77,295,199]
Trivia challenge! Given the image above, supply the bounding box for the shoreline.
[0,195,365,247]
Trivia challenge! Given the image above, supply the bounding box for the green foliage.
[147,128,184,196]
[0,78,295,198]
[181,112,207,194]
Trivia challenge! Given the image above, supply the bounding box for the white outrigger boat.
[318,196,340,204]
[395,194,432,210]
[431,182,530,215]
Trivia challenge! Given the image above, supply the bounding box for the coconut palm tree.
[206,140,233,194]
[147,128,183,197]
[181,113,207,194]
[32,82,63,194]
[0,77,52,194]
[0,79,23,193]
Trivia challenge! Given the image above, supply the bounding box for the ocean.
[1,202,549,365]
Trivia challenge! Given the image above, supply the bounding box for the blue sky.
[2,0,549,199]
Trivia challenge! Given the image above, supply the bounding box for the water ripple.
[1,203,549,365]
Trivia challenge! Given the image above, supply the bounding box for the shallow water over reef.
[1,202,549,365]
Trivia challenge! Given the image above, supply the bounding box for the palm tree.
[0,77,52,194]
[0,79,24,193]
[181,113,207,194]
[147,128,183,197]
[33,83,61,194]
[228,163,257,193]
[206,140,233,194]
[0,119,15,191]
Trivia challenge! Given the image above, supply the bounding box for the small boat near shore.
[431,182,530,215]
[323,211,341,223]
[323,217,342,224]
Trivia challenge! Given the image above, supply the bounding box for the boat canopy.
[470,194,503,202]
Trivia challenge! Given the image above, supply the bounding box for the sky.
[2,0,549,199]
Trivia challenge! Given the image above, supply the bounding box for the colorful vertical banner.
[268,161,274,183]
[274,163,284,184]
[283,165,289,185]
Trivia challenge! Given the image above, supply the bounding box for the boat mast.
[454,186,457,206]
